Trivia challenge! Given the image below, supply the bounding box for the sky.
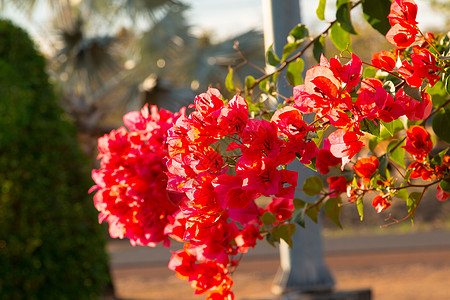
[185,0,446,41]
[0,0,446,49]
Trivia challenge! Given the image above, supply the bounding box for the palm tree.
[0,0,264,159]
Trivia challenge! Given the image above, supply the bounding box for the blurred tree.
[0,0,265,159]
[0,19,110,300]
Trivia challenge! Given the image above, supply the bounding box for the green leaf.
[432,109,450,143]
[313,35,325,62]
[336,0,357,34]
[360,119,380,137]
[293,198,307,210]
[396,187,409,201]
[261,211,276,225]
[381,119,404,138]
[445,74,450,95]
[427,80,448,108]
[407,119,421,128]
[363,66,377,79]
[313,129,325,147]
[403,84,423,102]
[304,158,317,172]
[362,0,392,35]
[324,197,343,229]
[271,224,297,248]
[431,148,449,167]
[303,176,323,196]
[356,197,364,221]
[440,178,450,193]
[272,71,280,85]
[282,42,301,61]
[259,77,269,92]
[404,168,413,183]
[381,120,395,136]
[267,44,280,66]
[292,207,306,228]
[286,58,304,86]
[289,24,309,41]
[369,136,380,153]
[306,202,322,224]
[266,233,276,247]
[245,75,255,91]
[387,140,406,168]
[378,154,389,178]
[330,22,351,51]
[407,192,421,223]
[225,67,235,92]
[316,0,326,21]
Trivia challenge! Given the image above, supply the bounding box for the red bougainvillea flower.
[411,46,441,82]
[328,53,363,91]
[437,185,450,202]
[346,179,365,203]
[386,0,419,48]
[168,250,234,298]
[355,78,406,123]
[397,47,441,89]
[90,104,183,247]
[388,0,418,29]
[386,23,417,48]
[354,156,379,180]
[315,138,342,174]
[328,129,364,167]
[293,57,346,118]
[397,60,423,88]
[164,210,187,242]
[266,197,294,223]
[396,88,432,121]
[372,195,391,213]
[212,174,261,210]
[235,224,263,253]
[293,54,368,136]
[270,106,318,164]
[402,125,433,161]
[327,176,348,197]
[371,51,397,72]
[407,161,434,181]
[186,220,240,265]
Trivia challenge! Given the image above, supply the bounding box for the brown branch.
[381,186,428,228]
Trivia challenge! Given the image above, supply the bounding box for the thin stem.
[417,27,441,56]
[381,186,428,228]
[233,42,267,75]
[388,157,405,178]
[304,192,332,214]
[392,179,442,191]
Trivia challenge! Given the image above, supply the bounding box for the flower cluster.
[90,0,449,298]
[90,105,183,247]
[403,126,450,200]
[386,0,419,48]
[163,88,319,298]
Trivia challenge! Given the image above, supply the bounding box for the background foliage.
[0,19,110,299]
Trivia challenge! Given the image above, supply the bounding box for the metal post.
[261,0,335,296]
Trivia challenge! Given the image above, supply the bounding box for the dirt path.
[110,247,450,300]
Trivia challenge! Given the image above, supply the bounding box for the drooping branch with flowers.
[90,0,450,299]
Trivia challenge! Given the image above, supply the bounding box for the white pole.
[261,0,335,296]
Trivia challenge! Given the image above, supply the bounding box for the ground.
[108,230,450,300]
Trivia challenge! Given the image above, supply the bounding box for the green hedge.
[0,20,110,299]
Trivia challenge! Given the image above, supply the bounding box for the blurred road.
[107,230,450,300]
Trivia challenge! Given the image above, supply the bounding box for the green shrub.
[0,19,110,299]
